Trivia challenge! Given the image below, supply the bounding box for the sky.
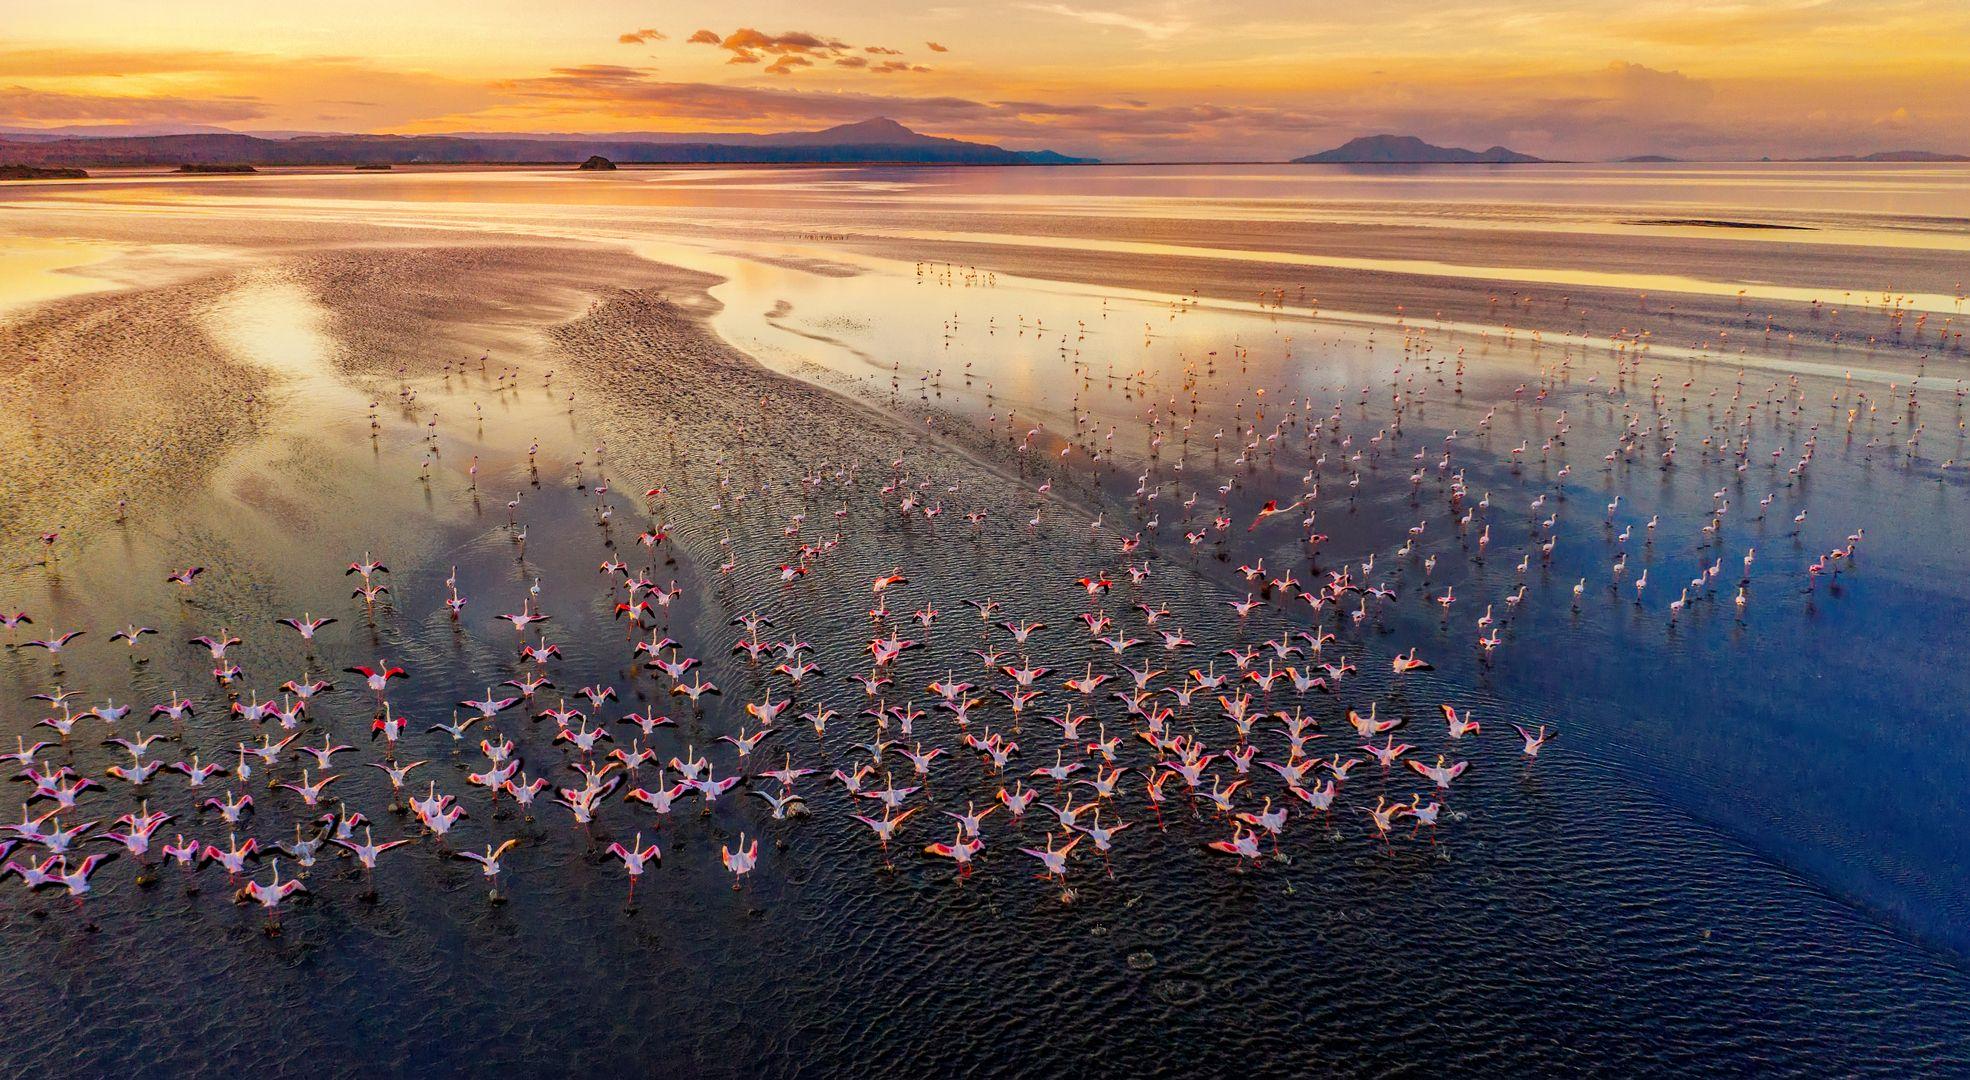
[4,0,1968,161]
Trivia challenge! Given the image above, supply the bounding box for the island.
[1293,134,1543,164]
[174,163,257,174]
[0,165,88,180]
[578,155,617,171]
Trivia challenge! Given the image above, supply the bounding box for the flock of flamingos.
[0,301,1894,934]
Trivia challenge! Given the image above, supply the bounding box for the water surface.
[0,163,1966,1077]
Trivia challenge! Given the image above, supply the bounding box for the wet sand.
[0,226,1101,613]
[0,274,270,568]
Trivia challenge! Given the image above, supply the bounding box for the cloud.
[702,28,848,68]
[1606,0,1851,46]
[926,41,949,52]
[534,64,651,87]
[617,28,667,45]
[0,47,261,77]
[1598,60,1714,114]
[0,84,266,124]
[1025,3,1191,41]
[681,27,923,76]
[719,29,849,57]
[0,48,494,133]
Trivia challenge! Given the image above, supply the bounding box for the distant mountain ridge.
[1796,149,1969,162]
[6,120,1959,166]
[0,118,1092,167]
[1293,135,1544,164]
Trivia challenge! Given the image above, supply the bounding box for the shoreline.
[8,160,1970,176]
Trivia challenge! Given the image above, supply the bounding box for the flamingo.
[721,833,760,888]
[1513,724,1556,759]
[606,833,661,906]
[453,839,521,901]
[237,858,307,931]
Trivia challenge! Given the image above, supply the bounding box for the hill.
[1293,135,1543,164]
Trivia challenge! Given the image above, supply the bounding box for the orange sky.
[4,1,1967,160]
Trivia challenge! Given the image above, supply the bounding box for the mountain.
[1797,149,1969,162]
[1293,135,1543,164]
[443,117,1025,148]
[0,119,1093,168]
[755,117,935,147]
[741,118,1089,162]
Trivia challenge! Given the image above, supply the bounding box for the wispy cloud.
[0,85,266,123]
[0,47,492,133]
[0,46,272,77]
[1024,3,1191,41]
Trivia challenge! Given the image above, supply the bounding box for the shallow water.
[0,164,1967,1076]
[0,236,122,315]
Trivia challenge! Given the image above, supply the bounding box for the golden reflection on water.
[861,227,1970,314]
[9,164,1965,306]
[4,164,1964,411]
[0,237,120,315]
[205,280,345,384]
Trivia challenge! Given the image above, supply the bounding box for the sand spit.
[0,230,1114,606]
[246,239,1103,547]
[0,239,679,571]
[550,283,1087,520]
[0,272,269,568]
[272,244,688,378]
